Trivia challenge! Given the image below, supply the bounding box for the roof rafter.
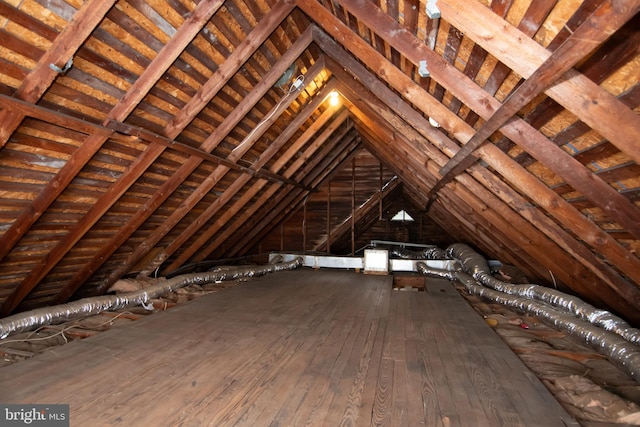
[0,0,223,266]
[1,1,300,314]
[0,0,116,146]
[166,97,345,271]
[146,78,341,277]
[53,24,315,303]
[436,0,639,184]
[313,0,640,240]
[90,59,329,295]
[222,128,362,259]
[441,0,640,165]
[295,3,640,319]
[338,82,640,321]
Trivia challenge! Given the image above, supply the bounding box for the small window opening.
[391,210,414,222]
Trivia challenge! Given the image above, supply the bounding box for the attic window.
[391,210,414,222]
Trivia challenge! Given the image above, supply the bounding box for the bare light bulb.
[329,91,340,107]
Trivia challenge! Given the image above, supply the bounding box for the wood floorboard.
[0,269,576,426]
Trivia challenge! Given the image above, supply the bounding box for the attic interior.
[0,0,639,424]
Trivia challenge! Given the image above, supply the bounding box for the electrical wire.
[0,311,135,346]
[235,75,305,152]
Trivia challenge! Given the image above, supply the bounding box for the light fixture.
[329,90,340,107]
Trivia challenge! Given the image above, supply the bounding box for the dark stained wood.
[356,92,640,320]
[0,0,228,312]
[163,0,296,138]
[332,0,640,241]
[0,96,112,265]
[475,142,640,294]
[98,63,330,290]
[53,26,315,302]
[151,77,339,275]
[434,0,640,239]
[343,92,603,297]
[315,178,401,252]
[0,270,577,426]
[446,0,516,116]
[0,0,638,335]
[0,0,116,146]
[503,17,640,158]
[441,0,640,166]
[186,102,346,265]
[438,0,611,176]
[467,164,640,310]
[515,45,640,167]
[105,119,307,187]
[301,0,640,295]
[312,29,455,161]
[305,18,640,316]
[109,0,227,121]
[219,133,360,259]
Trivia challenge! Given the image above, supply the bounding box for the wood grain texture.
[0,270,577,426]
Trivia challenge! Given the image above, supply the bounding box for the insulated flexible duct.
[390,246,446,260]
[453,268,640,382]
[0,257,303,339]
[417,253,640,382]
[446,243,640,345]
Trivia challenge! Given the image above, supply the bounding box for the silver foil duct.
[453,269,640,383]
[0,257,303,339]
[416,263,457,281]
[389,247,416,259]
[446,243,640,346]
[390,246,447,260]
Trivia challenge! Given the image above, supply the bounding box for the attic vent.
[391,210,414,222]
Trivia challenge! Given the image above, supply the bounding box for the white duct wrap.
[417,244,640,382]
[0,257,303,339]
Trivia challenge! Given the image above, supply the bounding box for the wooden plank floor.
[0,269,578,426]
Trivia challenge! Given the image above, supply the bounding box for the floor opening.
[392,272,425,291]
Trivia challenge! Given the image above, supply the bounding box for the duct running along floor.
[0,269,577,426]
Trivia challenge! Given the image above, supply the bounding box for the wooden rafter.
[104,120,307,188]
[440,0,640,165]
[338,92,434,203]
[162,0,294,138]
[313,156,401,252]
[437,0,638,179]
[53,24,313,303]
[338,81,640,322]
[294,5,640,317]
[0,0,222,267]
[147,78,340,276]
[0,97,297,188]
[90,59,328,294]
[223,130,361,259]
[315,0,640,239]
[166,97,345,270]
[204,108,354,259]
[0,0,116,146]
[1,0,297,314]
[0,0,242,315]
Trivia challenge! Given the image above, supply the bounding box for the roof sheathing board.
[0,0,637,325]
